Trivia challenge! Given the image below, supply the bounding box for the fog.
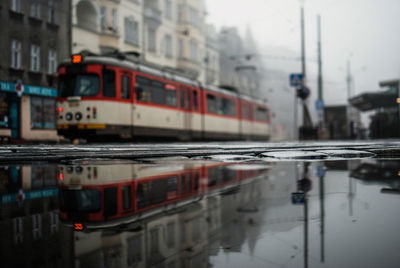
[206,0,400,139]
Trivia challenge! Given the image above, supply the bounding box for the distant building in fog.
[217,26,264,97]
[0,0,69,141]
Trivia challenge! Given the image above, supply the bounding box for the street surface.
[1,140,400,162]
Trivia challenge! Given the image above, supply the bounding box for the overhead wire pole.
[317,15,324,129]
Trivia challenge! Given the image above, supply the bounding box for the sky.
[205,0,400,105]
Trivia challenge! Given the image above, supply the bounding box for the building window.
[30,1,41,19]
[124,17,139,45]
[147,27,156,52]
[13,217,23,244]
[100,6,107,33]
[30,44,40,72]
[48,49,57,74]
[166,222,175,248]
[177,38,183,59]
[31,97,56,129]
[177,4,184,23]
[164,34,172,58]
[11,40,21,69]
[32,214,42,240]
[48,0,56,24]
[190,39,197,62]
[188,6,199,27]
[127,235,142,266]
[165,0,172,19]
[11,0,22,13]
[111,8,117,32]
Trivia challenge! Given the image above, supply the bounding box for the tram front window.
[59,74,100,97]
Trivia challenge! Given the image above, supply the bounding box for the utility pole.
[317,15,324,128]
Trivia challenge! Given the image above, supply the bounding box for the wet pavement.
[1,141,400,267]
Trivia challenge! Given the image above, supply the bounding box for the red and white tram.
[56,53,270,141]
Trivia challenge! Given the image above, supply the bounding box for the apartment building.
[72,0,218,85]
[0,0,69,141]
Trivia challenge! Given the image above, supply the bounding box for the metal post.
[317,15,323,129]
[300,5,307,138]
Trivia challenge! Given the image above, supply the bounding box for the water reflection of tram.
[58,162,270,230]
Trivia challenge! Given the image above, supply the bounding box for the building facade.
[0,0,70,141]
[72,0,216,85]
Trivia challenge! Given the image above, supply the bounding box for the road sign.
[291,192,305,205]
[316,165,326,178]
[315,99,324,111]
[290,73,303,87]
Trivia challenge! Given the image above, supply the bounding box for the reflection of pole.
[304,195,308,268]
[319,174,325,263]
[349,176,354,217]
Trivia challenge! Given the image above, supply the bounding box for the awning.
[349,91,397,111]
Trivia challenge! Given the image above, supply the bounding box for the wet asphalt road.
[1,140,400,163]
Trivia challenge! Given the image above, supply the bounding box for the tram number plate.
[69,103,79,107]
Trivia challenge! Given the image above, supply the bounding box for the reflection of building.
[0,0,69,141]
[0,165,73,267]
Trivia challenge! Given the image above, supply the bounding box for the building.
[72,0,215,85]
[0,0,70,141]
[217,26,263,97]
[350,79,400,138]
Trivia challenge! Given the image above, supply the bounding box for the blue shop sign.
[0,81,57,97]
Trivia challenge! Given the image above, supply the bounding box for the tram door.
[10,99,19,139]
[183,87,192,138]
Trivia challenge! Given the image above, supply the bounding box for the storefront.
[0,81,60,142]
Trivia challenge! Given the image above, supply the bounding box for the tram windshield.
[60,189,101,213]
[59,74,100,97]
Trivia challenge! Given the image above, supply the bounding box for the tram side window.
[241,103,252,120]
[206,94,217,113]
[193,90,198,111]
[165,89,177,107]
[152,81,165,105]
[122,185,132,210]
[180,89,185,108]
[185,89,190,109]
[121,75,131,99]
[255,107,268,122]
[135,76,151,102]
[103,69,116,98]
[220,98,236,116]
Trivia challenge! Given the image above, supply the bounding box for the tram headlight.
[75,112,82,121]
[66,113,73,121]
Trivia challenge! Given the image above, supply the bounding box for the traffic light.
[297,86,310,100]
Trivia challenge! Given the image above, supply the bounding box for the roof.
[349,91,397,111]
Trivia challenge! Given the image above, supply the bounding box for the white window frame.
[124,17,139,46]
[165,0,172,19]
[11,0,22,13]
[111,8,117,32]
[30,1,41,19]
[32,214,42,240]
[100,6,107,33]
[164,34,172,58]
[147,27,156,52]
[11,39,21,69]
[48,0,56,24]
[48,49,57,74]
[13,217,24,244]
[190,39,197,62]
[177,38,183,59]
[30,44,40,72]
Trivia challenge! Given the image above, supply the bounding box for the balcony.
[144,6,162,25]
